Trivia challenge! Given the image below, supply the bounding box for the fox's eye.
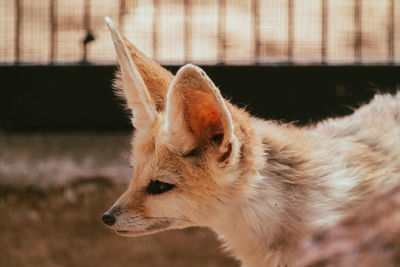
[146,180,175,195]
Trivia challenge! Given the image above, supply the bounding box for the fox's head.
[102,18,257,237]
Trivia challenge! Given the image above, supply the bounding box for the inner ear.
[165,64,238,161]
[182,88,224,142]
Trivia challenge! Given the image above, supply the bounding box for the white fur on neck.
[208,118,375,267]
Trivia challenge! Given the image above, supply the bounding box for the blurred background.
[0,1,399,266]
[1,0,400,64]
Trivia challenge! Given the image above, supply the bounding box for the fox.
[102,17,400,267]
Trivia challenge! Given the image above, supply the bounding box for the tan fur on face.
[104,18,400,267]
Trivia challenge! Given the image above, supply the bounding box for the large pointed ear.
[165,64,238,163]
[105,17,173,129]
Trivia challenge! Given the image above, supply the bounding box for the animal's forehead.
[130,139,188,187]
[131,128,182,169]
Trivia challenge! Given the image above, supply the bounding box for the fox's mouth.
[114,230,142,237]
[114,227,165,237]
[114,219,172,237]
[116,230,131,234]
[115,229,141,237]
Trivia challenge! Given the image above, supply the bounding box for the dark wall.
[0,65,399,131]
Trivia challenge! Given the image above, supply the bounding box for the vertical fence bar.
[50,0,57,64]
[252,0,260,64]
[153,0,159,60]
[82,0,90,63]
[118,0,126,29]
[354,0,362,64]
[15,0,22,64]
[321,0,328,64]
[388,0,394,64]
[217,0,226,64]
[184,0,192,63]
[287,0,294,63]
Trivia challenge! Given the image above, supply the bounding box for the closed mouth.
[116,230,131,234]
[114,220,172,237]
[115,229,143,237]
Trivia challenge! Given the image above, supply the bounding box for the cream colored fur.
[103,18,400,267]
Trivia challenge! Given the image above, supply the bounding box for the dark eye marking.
[211,134,224,145]
[182,147,201,158]
[146,180,175,195]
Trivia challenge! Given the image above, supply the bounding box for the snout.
[101,203,177,237]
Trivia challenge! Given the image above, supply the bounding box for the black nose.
[102,212,116,226]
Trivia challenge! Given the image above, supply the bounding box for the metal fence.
[0,0,399,65]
